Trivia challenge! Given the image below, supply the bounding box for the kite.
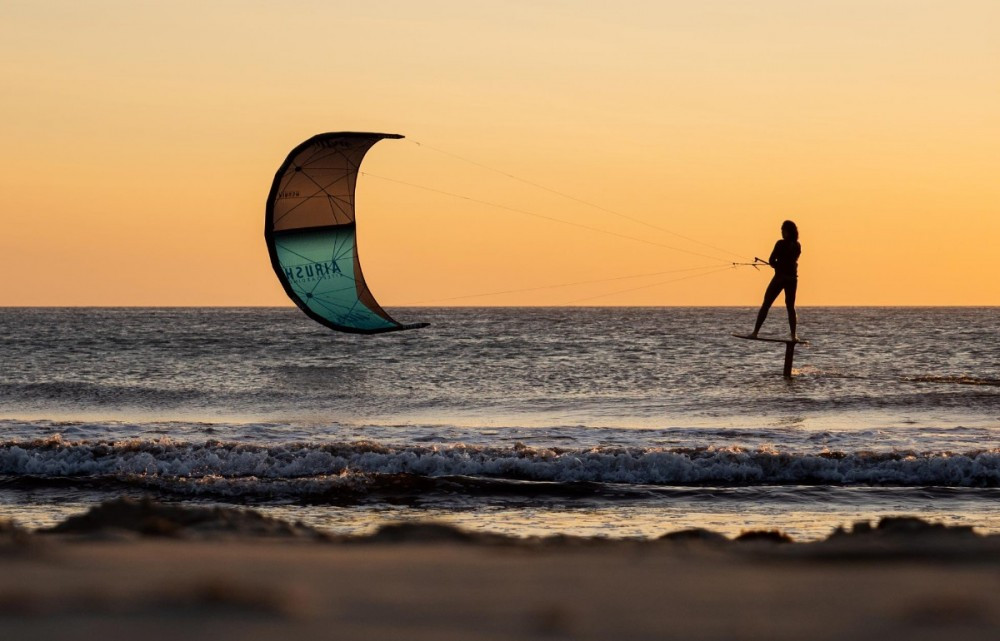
[264,132,428,334]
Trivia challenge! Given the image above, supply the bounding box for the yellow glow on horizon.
[1,1,997,306]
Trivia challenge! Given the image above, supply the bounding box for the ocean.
[1,307,998,541]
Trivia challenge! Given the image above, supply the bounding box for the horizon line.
[1,304,997,309]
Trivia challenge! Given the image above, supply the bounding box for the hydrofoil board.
[732,334,808,345]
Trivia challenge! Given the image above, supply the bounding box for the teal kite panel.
[273,228,398,332]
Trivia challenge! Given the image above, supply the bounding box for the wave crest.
[4,437,1000,496]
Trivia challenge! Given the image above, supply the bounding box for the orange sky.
[2,1,997,306]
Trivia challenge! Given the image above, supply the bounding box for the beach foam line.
[4,436,1000,492]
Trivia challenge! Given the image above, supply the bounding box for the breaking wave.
[4,436,1000,500]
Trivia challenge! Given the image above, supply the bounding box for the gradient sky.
[2,0,997,306]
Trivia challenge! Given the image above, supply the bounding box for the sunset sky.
[2,0,997,306]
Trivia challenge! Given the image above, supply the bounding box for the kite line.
[407,139,748,261]
[362,138,767,304]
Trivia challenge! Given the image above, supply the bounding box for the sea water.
[1,307,998,540]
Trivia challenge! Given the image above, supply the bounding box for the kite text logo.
[285,261,342,283]
[277,190,300,200]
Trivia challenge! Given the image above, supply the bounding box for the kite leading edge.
[264,132,428,334]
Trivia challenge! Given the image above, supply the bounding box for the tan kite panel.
[270,134,387,233]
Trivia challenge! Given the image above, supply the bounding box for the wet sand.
[3,498,1000,640]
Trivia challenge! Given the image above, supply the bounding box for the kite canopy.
[264,132,428,334]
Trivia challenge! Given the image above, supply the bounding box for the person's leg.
[784,279,798,340]
[752,278,784,336]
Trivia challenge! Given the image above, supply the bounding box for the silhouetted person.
[751,220,800,340]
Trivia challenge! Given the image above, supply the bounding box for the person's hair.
[781,220,798,241]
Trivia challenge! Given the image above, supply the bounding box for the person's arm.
[768,241,782,268]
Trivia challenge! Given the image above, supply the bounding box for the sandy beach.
[3,499,1000,640]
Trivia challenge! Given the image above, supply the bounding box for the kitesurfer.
[750,220,800,340]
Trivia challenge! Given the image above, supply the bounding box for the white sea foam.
[4,436,1000,489]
